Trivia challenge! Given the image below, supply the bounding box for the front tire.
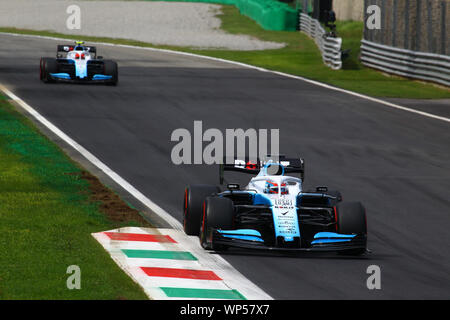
[183,185,220,236]
[200,197,234,251]
[103,60,118,86]
[40,57,58,83]
[336,202,367,256]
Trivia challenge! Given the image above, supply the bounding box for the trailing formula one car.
[183,156,367,255]
[39,41,118,85]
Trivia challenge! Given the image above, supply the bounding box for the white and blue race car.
[40,41,118,85]
[183,157,368,255]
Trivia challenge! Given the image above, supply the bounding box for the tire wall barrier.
[236,0,299,31]
[154,0,299,31]
[299,13,343,69]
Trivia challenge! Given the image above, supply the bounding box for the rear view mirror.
[227,183,240,190]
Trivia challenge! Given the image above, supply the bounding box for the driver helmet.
[264,180,288,195]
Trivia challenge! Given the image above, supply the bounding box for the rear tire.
[40,57,58,83]
[103,60,118,86]
[39,58,44,80]
[336,202,367,256]
[183,185,220,236]
[200,197,234,251]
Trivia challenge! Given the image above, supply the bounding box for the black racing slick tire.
[183,185,220,236]
[200,197,234,251]
[336,202,367,256]
[103,60,118,86]
[40,57,58,83]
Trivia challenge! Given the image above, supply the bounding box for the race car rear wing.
[219,156,305,184]
[56,44,97,57]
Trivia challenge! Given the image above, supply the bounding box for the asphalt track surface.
[1,33,449,299]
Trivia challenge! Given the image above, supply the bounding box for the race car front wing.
[210,229,367,253]
[49,72,113,83]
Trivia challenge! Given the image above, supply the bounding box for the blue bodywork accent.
[253,193,301,243]
[51,70,111,81]
[311,239,352,244]
[272,207,300,242]
[221,235,264,242]
[311,232,356,244]
[217,229,264,242]
[217,229,262,237]
[253,193,272,206]
[314,232,356,239]
[92,74,112,80]
[74,61,87,79]
[50,73,71,79]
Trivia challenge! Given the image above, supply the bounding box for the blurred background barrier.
[299,12,343,69]
[158,0,300,30]
[363,0,448,55]
[237,0,299,31]
[332,0,364,21]
[361,0,449,87]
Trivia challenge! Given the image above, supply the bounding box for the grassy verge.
[0,92,150,299]
[1,5,448,99]
[211,7,449,98]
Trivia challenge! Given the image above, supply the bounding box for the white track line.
[0,84,272,300]
[1,31,449,124]
[0,84,181,230]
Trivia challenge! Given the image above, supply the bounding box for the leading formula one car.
[39,41,118,85]
[183,156,367,255]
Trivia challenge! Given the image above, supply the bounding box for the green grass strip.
[122,249,197,260]
[212,7,449,99]
[160,287,246,299]
[0,92,148,299]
